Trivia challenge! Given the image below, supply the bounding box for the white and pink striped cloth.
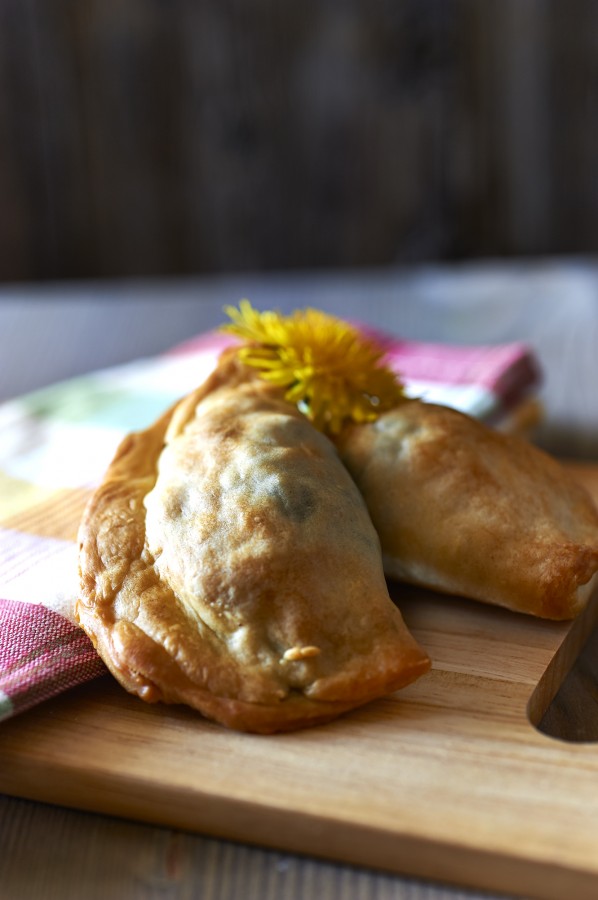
[0,327,541,721]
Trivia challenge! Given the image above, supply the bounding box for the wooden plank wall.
[0,0,597,281]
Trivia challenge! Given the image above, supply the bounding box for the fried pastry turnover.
[77,356,430,733]
[336,400,598,620]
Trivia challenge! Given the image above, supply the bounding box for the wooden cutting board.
[2,463,598,900]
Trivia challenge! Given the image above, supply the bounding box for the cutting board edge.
[528,576,598,725]
[2,760,598,900]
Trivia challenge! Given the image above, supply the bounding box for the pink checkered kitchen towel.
[0,327,541,722]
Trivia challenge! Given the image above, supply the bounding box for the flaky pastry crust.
[336,400,598,620]
[77,355,430,732]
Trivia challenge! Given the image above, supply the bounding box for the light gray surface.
[1,795,509,900]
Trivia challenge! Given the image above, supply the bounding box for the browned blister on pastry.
[77,356,430,733]
[336,400,598,620]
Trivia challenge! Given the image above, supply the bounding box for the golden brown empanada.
[77,356,430,733]
[336,400,598,620]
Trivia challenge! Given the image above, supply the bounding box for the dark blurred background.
[1,0,597,282]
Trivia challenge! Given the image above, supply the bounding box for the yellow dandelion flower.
[221,300,405,434]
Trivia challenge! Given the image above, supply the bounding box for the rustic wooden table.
[1,260,598,900]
